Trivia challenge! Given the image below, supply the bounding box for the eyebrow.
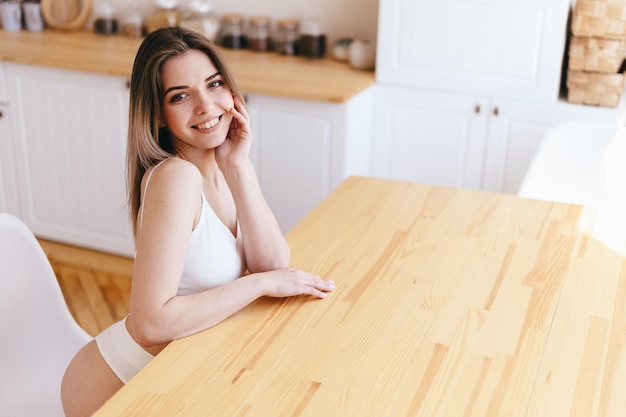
[163,72,222,96]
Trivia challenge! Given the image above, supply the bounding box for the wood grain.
[0,30,375,103]
[93,176,626,416]
[39,238,132,336]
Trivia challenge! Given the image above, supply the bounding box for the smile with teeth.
[194,115,221,130]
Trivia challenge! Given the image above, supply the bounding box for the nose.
[194,89,215,114]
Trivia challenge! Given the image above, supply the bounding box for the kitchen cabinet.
[483,97,625,193]
[0,102,19,216]
[374,0,625,194]
[246,89,374,233]
[0,103,18,216]
[1,60,373,251]
[5,62,134,256]
[0,61,18,216]
[376,0,571,102]
[373,85,625,194]
[371,86,488,189]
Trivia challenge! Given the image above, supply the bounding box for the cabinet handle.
[474,104,481,114]
[125,80,131,90]
[493,106,499,116]
[0,110,3,118]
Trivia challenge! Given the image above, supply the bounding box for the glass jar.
[180,0,220,42]
[299,14,326,59]
[220,13,246,49]
[120,5,145,38]
[247,16,271,52]
[146,0,181,34]
[275,19,298,55]
[93,0,118,35]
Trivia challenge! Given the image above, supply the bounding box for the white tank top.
[138,159,245,296]
[177,192,245,295]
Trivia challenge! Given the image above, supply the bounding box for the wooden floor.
[38,239,133,337]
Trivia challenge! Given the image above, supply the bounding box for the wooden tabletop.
[94,176,626,416]
[0,30,375,103]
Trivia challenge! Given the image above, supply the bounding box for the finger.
[305,278,335,296]
[233,94,250,119]
[230,106,250,129]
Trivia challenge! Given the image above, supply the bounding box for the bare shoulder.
[142,158,202,198]
[138,158,202,232]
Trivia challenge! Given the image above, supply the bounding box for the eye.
[208,79,225,89]
[170,92,188,103]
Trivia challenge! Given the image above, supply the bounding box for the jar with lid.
[146,0,181,34]
[120,3,145,38]
[180,0,220,42]
[220,13,247,49]
[248,16,271,52]
[93,0,118,35]
[299,14,326,59]
[275,19,298,55]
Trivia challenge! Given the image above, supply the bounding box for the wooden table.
[94,176,626,416]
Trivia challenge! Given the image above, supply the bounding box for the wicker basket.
[572,0,626,39]
[567,70,625,107]
[568,35,626,72]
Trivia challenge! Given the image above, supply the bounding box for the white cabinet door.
[247,94,340,233]
[0,103,19,216]
[0,61,7,103]
[483,98,626,194]
[6,63,134,256]
[371,85,489,190]
[376,0,570,102]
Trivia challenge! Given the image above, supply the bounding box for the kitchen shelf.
[0,29,374,103]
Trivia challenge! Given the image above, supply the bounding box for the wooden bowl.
[41,0,92,30]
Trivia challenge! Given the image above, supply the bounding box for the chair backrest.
[517,121,618,207]
[0,213,91,416]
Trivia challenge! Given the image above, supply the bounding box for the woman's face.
[159,49,234,155]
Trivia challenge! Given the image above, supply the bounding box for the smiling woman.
[158,51,237,159]
[59,27,335,417]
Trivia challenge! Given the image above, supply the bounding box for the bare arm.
[216,95,290,272]
[128,159,333,347]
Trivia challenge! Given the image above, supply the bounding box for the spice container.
[120,5,144,38]
[248,16,271,52]
[299,14,326,59]
[146,0,181,34]
[220,13,246,49]
[275,19,299,55]
[93,0,118,35]
[180,0,220,42]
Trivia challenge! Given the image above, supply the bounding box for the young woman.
[61,27,335,417]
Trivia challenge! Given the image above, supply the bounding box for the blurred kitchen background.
[82,0,378,50]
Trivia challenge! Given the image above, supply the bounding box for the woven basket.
[567,70,625,107]
[572,0,626,39]
[568,36,626,72]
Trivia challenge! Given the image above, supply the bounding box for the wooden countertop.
[94,176,626,416]
[0,30,375,103]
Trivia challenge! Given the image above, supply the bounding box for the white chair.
[518,121,620,207]
[0,213,91,417]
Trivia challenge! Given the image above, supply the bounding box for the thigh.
[61,340,124,417]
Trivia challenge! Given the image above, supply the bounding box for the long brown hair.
[126,27,245,236]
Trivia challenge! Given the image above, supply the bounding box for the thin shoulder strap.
[137,159,169,233]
